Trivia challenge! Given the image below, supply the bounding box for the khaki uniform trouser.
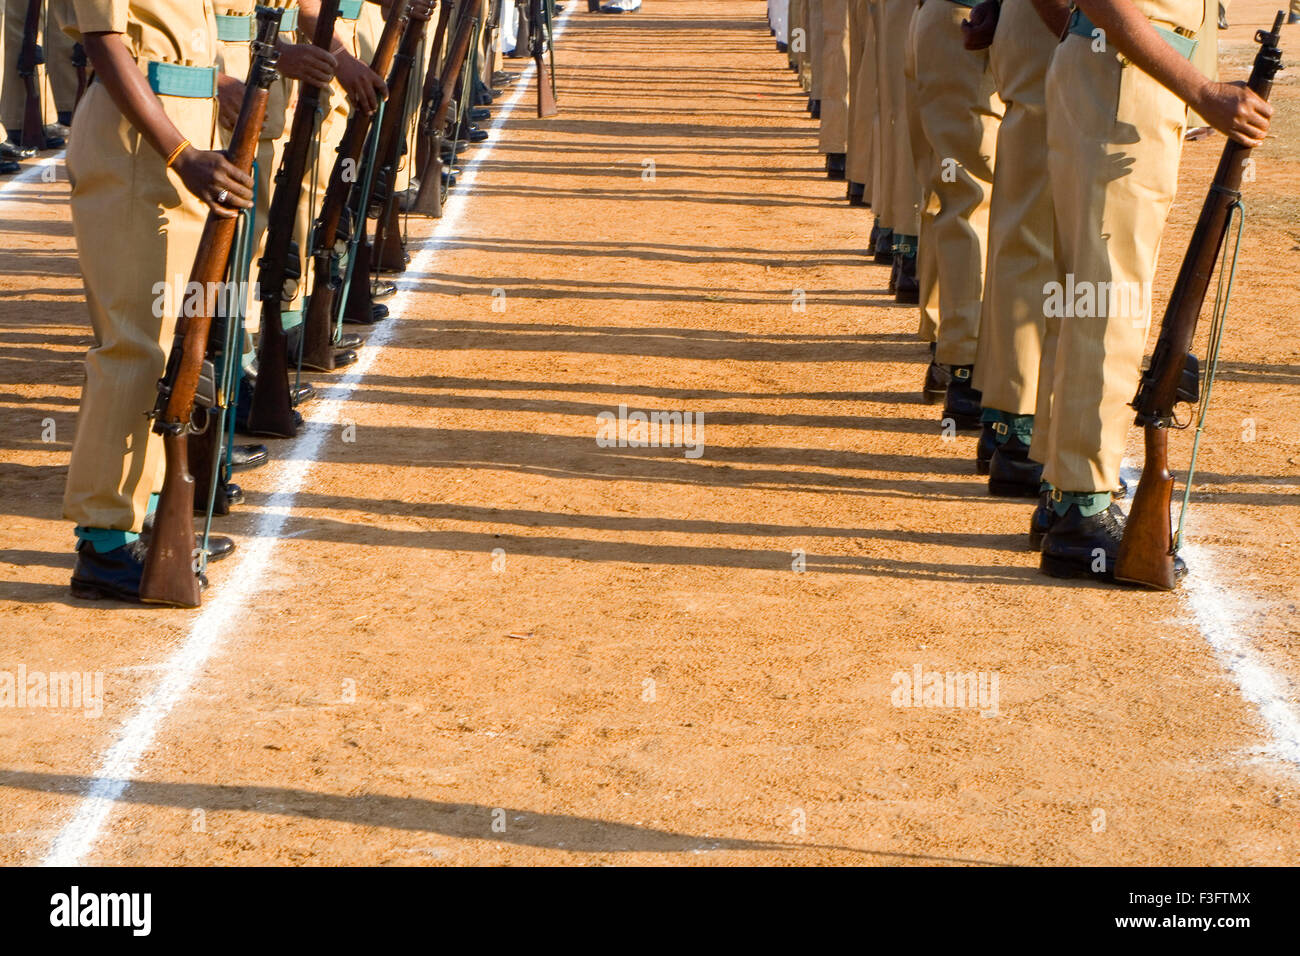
[876,0,921,235]
[818,0,850,153]
[790,0,806,71]
[808,0,825,98]
[1041,35,1185,493]
[867,0,884,221]
[1188,0,1216,128]
[845,0,873,187]
[795,0,812,89]
[972,0,1054,412]
[62,83,217,532]
[912,0,1001,367]
[904,5,938,339]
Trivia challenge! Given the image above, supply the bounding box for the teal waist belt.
[339,0,364,19]
[215,13,254,41]
[1067,7,1198,60]
[278,7,299,33]
[146,60,218,98]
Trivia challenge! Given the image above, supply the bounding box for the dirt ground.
[1,0,1298,866]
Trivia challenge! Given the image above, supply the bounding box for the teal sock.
[147,492,160,515]
[1051,490,1110,518]
[75,527,139,554]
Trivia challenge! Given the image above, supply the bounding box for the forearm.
[1075,0,1210,108]
[1028,0,1071,36]
[82,33,189,161]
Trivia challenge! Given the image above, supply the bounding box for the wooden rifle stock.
[140,10,282,607]
[301,0,412,371]
[72,43,88,110]
[413,0,483,216]
[530,0,557,118]
[247,0,343,437]
[18,0,46,149]
[1115,13,1285,590]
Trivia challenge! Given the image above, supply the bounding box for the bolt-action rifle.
[139,8,282,608]
[300,0,412,372]
[246,0,344,437]
[1115,12,1286,590]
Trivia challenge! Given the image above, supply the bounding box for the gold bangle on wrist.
[165,139,191,169]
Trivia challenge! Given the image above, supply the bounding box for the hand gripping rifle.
[18,0,47,149]
[530,0,557,118]
[246,0,344,438]
[412,0,484,216]
[300,0,412,372]
[1114,12,1285,591]
[140,8,282,608]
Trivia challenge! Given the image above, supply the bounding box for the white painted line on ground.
[42,5,576,867]
[0,150,64,198]
[1119,460,1300,769]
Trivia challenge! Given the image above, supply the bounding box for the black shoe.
[1028,490,1053,551]
[976,422,996,475]
[847,181,867,206]
[942,365,981,430]
[343,303,389,326]
[873,226,893,264]
[888,255,898,295]
[470,107,491,121]
[1041,501,1126,581]
[228,443,269,471]
[808,98,821,119]
[588,0,601,10]
[292,382,316,406]
[0,159,17,175]
[141,514,237,563]
[894,254,919,304]
[301,347,358,372]
[71,539,149,602]
[776,40,788,53]
[189,478,245,515]
[825,152,846,181]
[1218,3,1228,28]
[988,435,1043,498]
[371,279,397,300]
[338,331,364,350]
[923,362,950,404]
[1,141,35,160]
[70,539,211,603]
[458,125,489,144]
[490,72,514,87]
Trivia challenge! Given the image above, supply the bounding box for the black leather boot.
[976,422,996,475]
[923,343,949,404]
[894,253,919,304]
[847,181,867,206]
[873,226,893,264]
[1028,490,1053,551]
[1041,500,1127,581]
[71,540,209,602]
[943,365,981,430]
[825,152,846,181]
[988,434,1044,498]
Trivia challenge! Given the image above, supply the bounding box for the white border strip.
[42,5,576,867]
[0,150,64,197]
[1119,460,1300,768]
